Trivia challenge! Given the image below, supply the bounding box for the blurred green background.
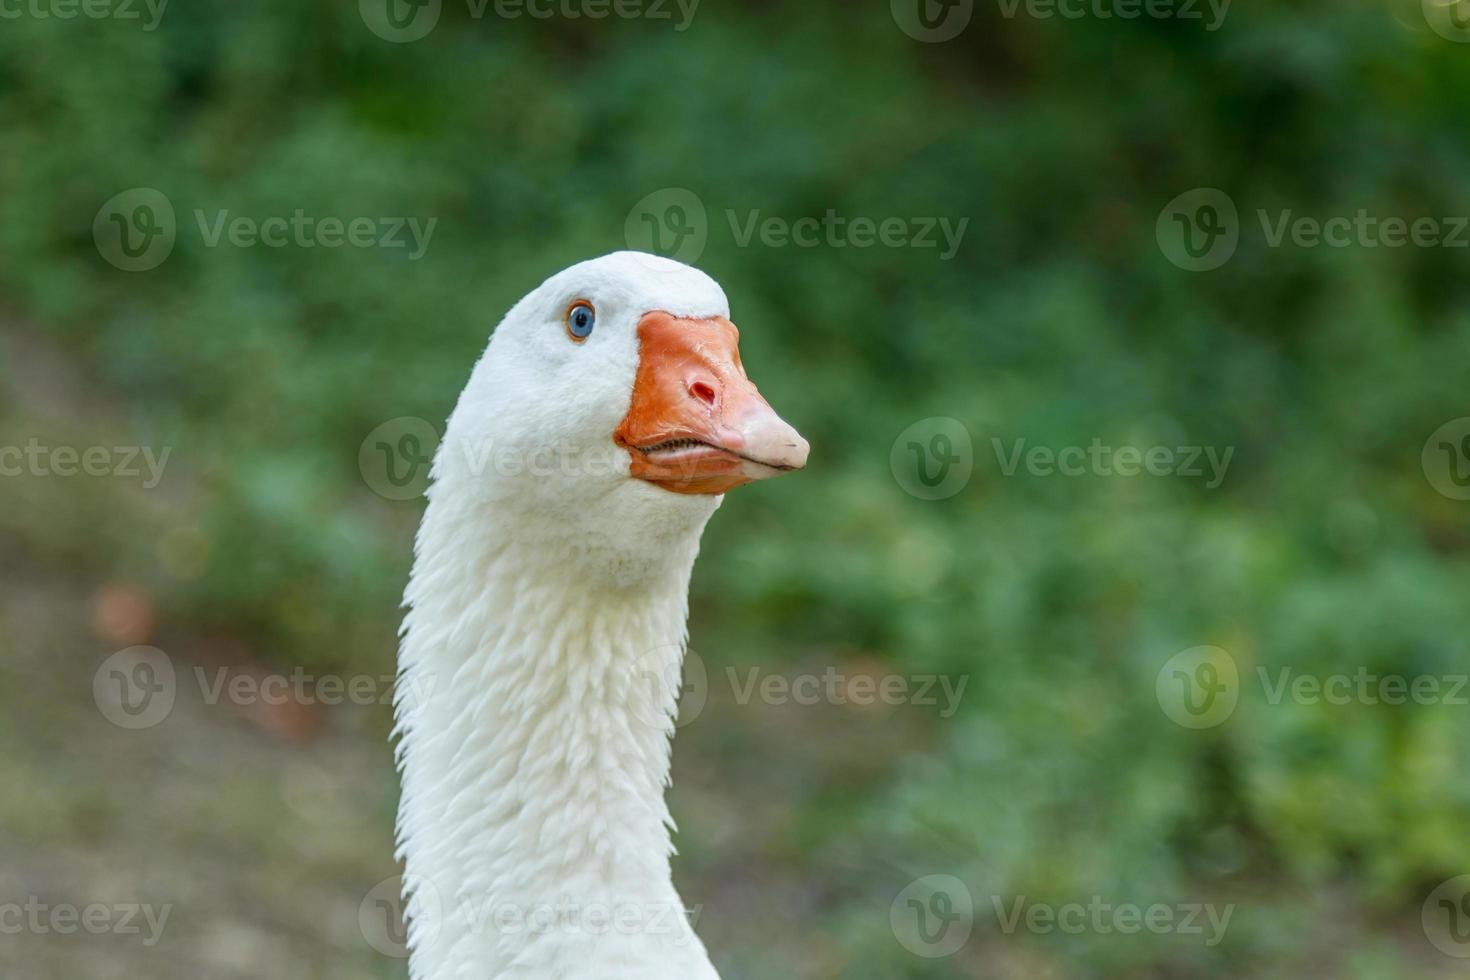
[3,0,1470,977]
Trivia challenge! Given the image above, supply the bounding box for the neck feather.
[393,484,714,978]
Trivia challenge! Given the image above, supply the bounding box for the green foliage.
[3,1,1469,975]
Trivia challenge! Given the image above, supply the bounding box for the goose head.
[436,251,809,577]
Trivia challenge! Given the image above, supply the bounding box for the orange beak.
[615,312,809,495]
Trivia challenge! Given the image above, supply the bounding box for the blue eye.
[567,302,596,340]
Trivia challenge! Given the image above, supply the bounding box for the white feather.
[394,252,731,979]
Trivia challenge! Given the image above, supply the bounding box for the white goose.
[392,252,809,980]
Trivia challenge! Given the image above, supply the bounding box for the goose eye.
[566,302,596,341]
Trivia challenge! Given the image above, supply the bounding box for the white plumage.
[393,252,807,979]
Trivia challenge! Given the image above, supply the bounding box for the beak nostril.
[689,380,718,408]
